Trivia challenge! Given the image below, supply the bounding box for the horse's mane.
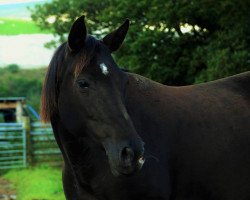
[40,36,98,122]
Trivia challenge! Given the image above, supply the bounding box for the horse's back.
[225,71,250,92]
[172,72,250,200]
[198,71,250,98]
[188,71,250,119]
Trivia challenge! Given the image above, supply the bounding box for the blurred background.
[0,0,249,199]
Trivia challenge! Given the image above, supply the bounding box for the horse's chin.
[111,168,137,177]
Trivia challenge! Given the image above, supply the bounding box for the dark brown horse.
[41,16,250,200]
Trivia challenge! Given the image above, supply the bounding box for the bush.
[6,64,20,73]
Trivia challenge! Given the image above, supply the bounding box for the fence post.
[22,116,32,166]
[16,101,23,123]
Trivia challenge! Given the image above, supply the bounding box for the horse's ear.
[102,19,129,52]
[68,15,87,52]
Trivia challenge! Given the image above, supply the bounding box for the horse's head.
[41,16,145,176]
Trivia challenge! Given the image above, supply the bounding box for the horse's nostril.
[121,147,135,166]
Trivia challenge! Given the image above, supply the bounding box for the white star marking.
[99,63,109,75]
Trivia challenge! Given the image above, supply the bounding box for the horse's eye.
[77,80,89,89]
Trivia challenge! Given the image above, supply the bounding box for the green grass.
[4,166,65,200]
[0,18,51,35]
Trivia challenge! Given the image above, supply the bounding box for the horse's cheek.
[58,90,85,135]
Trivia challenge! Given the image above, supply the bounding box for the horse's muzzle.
[103,139,145,177]
[118,146,145,175]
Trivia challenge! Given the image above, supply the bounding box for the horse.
[41,16,250,200]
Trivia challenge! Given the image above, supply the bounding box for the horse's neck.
[125,73,173,130]
[126,72,163,97]
[124,73,179,158]
[125,72,172,112]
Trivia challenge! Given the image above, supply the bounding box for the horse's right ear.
[68,15,87,52]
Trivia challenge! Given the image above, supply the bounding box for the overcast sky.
[0,0,46,6]
[0,0,49,18]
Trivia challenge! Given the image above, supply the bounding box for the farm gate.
[0,119,62,170]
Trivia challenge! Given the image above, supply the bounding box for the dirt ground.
[0,177,16,200]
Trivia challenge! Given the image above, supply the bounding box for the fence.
[0,120,62,170]
[0,123,26,169]
[30,122,61,166]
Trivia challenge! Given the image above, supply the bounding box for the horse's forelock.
[74,36,98,78]
[41,36,98,122]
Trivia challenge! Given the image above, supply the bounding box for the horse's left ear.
[102,19,129,52]
[68,15,87,52]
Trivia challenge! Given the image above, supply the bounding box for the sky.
[0,0,47,6]
[0,0,49,18]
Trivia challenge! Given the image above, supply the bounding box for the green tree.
[0,67,45,112]
[31,0,250,85]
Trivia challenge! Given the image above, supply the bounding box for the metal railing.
[0,123,26,169]
[0,121,62,170]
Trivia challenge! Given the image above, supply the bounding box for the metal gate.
[0,122,62,170]
[0,123,26,169]
[30,122,61,166]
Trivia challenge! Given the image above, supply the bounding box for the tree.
[0,67,45,112]
[31,0,250,85]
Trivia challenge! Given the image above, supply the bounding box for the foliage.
[4,166,65,200]
[0,67,46,112]
[6,64,20,73]
[31,0,250,85]
[0,18,50,35]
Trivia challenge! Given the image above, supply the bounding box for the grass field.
[0,18,51,35]
[4,166,65,200]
